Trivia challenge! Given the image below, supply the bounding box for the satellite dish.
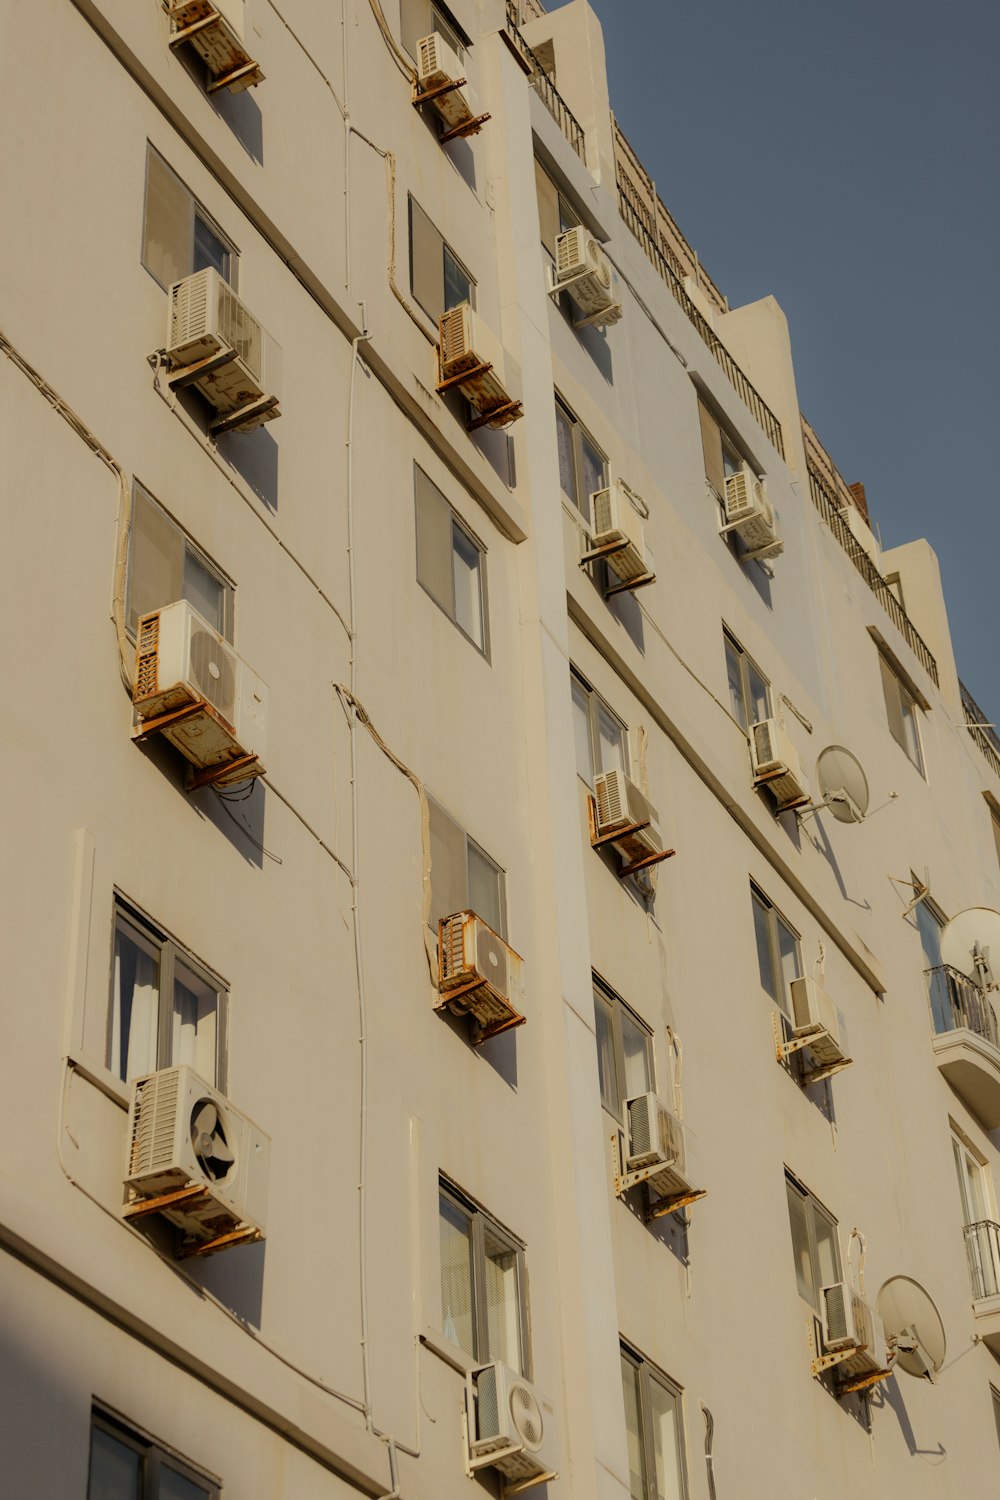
[814,745,870,824]
[940,908,1000,990]
[876,1277,946,1380]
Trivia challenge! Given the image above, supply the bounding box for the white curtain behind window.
[111,921,159,1082]
[439,1195,475,1357]
[483,1227,521,1372]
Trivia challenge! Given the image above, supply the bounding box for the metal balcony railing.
[965,1219,1000,1301]
[504,3,586,160]
[925,964,1000,1049]
[806,461,939,686]
[961,680,1000,781]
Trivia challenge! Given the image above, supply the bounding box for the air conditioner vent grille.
[136,614,160,701]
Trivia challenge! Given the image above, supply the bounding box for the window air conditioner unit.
[437,911,526,1034]
[166,267,281,430]
[625,1092,693,1199]
[723,470,783,560]
[466,1362,558,1484]
[821,1281,890,1379]
[590,482,652,585]
[749,718,809,811]
[416,32,475,132]
[593,769,662,860]
[789,977,848,1067]
[166,0,264,93]
[550,227,622,327]
[124,1064,270,1245]
[437,303,519,426]
[133,599,268,785]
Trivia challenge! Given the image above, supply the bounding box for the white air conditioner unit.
[593,769,662,860]
[416,32,476,132]
[821,1281,890,1378]
[166,0,264,92]
[124,1064,270,1244]
[625,1092,693,1199]
[133,600,268,785]
[723,470,783,560]
[590,482,652,585]
[789,977,848,1067]
[437,303,519,426]
[437,910,526,1034]
[550,227,622,327]
[749,718,809,811]
[467,1362,558,1484]
[166,267,281,429]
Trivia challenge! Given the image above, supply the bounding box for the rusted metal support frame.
[605,572,655,599]
[473,1009,526,1045]
[166,348,236,389]
[502,1472,558,1497]
[178,1224,262,1258]
[572,302,622,330]
[207,61,261,93]
[167,13,222,47]
[435,978,482,1010]
[619,847,676,877]
[771,1013,852,1082]
[186,754,261,792]
[615,1161,672,1196]
[124,1184,211,1220]
[590,817,650,851]
[837,1367,893,1395]
[209,395,280,435]
[439,113,491,142]
[132,701,206,741]
[645,1188,708,1221]
[412,76,469,106]
[466,399,522,432]
[435,360,492,394]
[580,537,630,565]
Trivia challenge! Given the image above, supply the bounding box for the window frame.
[619,1342,689,1500]
[89,1407,221,1499]
[141,144,237,292]
[108,896,228,1090]
[877,649,925,774]
[535,157,581,257]
[593,976,655,1122]
[126,483,235,643]
[414,465,489,656]
[428,798,508,940]
[784,1172,841,1313]
[751,884,801,1020]
[408,194,476,325]
[555,397,607,525]
[723,629,771,733]
[438,1178,530,1377]
[571,669,627,789]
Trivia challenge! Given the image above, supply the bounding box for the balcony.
[961,680,1000,780]
[964,1220,1000,1355]
[503,3,586,160]
[927,965,1000,1128]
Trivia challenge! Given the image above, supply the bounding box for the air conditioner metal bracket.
[207,61,262,93]
[436,359,492,394]
[132,701,207,742]
[412,76,468,106]
[580,537,630,565]
[166,348,236,390]
[605,572,655,598]
[645,1188,708,1221]
[837,1368,894,1395]
[467,399,523,432]
[503,1473,559,1496]
[771,1013,853,1082]
[439,113,491,142]
[186,754,263,792]
[124,1183,211,1220]
[178,1223,263,1259]
[210,394,280,435]
[572,302,623,331]
[587,798,676,878]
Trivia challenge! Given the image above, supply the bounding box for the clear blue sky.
[572,0,999,724]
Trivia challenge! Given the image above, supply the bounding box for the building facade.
[3,1,1000,1496]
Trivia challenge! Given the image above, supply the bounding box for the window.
[88,1409,219,1499]
[697,396,745,501]
[439,1180,528,1374]
[620,1345,688,1500]
[785,1173,840,1311]
[408,196,474,324]
[428,799,506,938]
[414,466,487,652]
[724,631,770,732]
[571,670,626,788]
[142,146,235,291]
[878,650,924,773]
[991,805,1000,877]
[535,158,580,256]
[953,1132,998,1300]
[127,485,234,640]
[555,399,606,524]
[401,1,466,60]
[593,978,654,1119]
[110,899,227,1088]
[751,885,801,1019]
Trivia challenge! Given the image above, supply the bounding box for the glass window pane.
[786,1181,816,1305]
[183,548,227,639]
[142,148,192,291]
[409,197,445,322]
[725,640,746,729]
[88,1427,142,1500]
[483,1225,522,1373]
[722,442,742,479]
[621,1011,653,1101]
[468,841,505,939]
[776,917,800,1014]
[193,212,230,283]
[111,916,160,1083]
[620,1356,645,1500]
[814,1211,838,1291]
[579,434,606,524]
[747,661,769,725]
[171,959,218,1083]
[160,1466,212,1500]
[452,522,484,648]
[649,1378,684,1500]
[556,407,577,505]
[752,894,776,1001]
[428,800,468,926]
[597,703,625,777]
[915,899,944,969]
[879,657,908,751]
[439,1194,475,1357]
[128,487,184,634]
[572,676,595,785]
[594,989,618,1114]
[443,248,472,312]
[415,468,454,616]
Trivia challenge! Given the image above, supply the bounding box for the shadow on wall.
[217,426,280,511]
[190,1239,266,1329]
[871,1377,947,1461]
[213,87,264,165]
[191,779,267,871]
